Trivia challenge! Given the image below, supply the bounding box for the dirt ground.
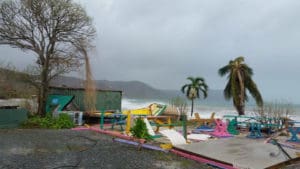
[0,129,215,169]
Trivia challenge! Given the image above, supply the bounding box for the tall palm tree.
[181,77,208,116]
[218,56,263,115]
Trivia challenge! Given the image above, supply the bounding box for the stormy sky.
[1,0,300,103]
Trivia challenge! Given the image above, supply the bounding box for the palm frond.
[224,79,232,100]
[181,84,188,93]
[201,82,208,90]
[199,88,208,98]
[241,64,253,76]
[230,71,240,105]
[194,77,205,83]
[218,65,231,76]
[187,77,195,82]
[186,87,194,100]
[196,88,200,98]
[244,91,248,101]
[235,56,245,63]
[246,79,263,107]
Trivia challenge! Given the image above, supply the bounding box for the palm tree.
[181,77,208,116]
[218,56,263,115]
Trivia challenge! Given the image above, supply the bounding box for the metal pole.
[182,114,187,140]
[100,110,104,129]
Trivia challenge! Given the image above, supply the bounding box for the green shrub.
[52,113,75,129]
[130,117,152,140]
[22,115,52,128]
[22,113,74,129]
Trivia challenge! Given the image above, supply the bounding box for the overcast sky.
[1,0,300,103]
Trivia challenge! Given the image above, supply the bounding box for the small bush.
[21,115,52,128]
[22,113,74,129]
[52,113,75,129]
[130,117,152,140]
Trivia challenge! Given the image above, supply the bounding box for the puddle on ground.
[6,144,89,155]
[9,147,33,155]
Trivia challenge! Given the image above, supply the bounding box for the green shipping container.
[49,87,122,112]
[0,108,28,128]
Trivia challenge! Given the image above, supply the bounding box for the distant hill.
[50,76,170,98]
[50,76,232,105]
[0,67,232,105]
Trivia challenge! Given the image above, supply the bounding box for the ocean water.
[122,98,167,110]
[122,98,300,121]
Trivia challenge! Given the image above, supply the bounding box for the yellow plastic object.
[122,103,166,116]
[88,112,114,117]
[123,108,151,115]
[160,143,173,149]
[189,112,216,126]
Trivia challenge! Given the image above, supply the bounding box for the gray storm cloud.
[1,0,300,102]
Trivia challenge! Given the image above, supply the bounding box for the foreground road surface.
[0,129,214,169]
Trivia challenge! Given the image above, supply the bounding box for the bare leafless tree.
[169,96,188,121]
[254,101,294,131]
[0,0,95,116]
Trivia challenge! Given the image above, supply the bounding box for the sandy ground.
[0,129,215,169]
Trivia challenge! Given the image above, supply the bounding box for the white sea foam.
[121,98,167,110]
[122,98,300,121]
[122,98,243,119]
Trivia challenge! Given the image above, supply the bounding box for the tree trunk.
[37,55,50,117]
[37,84,48,117]
[191,99,194,116]
[236,102,245,115]
[237,70,245,115]
[233,95,245,116]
